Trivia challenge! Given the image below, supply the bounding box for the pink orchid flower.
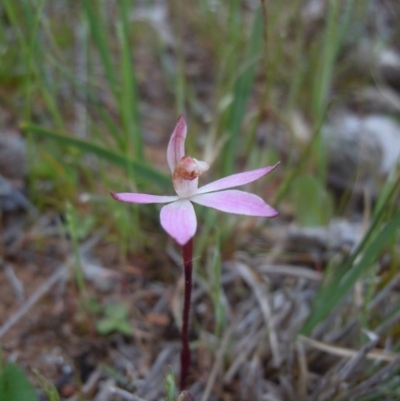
[111,115,279,245]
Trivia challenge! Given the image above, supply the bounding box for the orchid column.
[111,115,279,391]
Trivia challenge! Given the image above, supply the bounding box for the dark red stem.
[180,238,193,391]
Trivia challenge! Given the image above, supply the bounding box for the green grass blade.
[22,124,170,190]
[222,9,263,176]
[274,114,328,205]
[44,53,126,150]
[301,209,400,335]
[117,0,143,160]
[311,0,356,183]
[301,175,400,334]
[343,175,400,269]
[82,0,118,98]
[65,202,85,294]
[312,0,340,118]
[2,0,63,128]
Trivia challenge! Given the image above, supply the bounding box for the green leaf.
[97,319,118,335]
[21,124,170,190]
[115,321,133,336]
[97,303,132,335]
[97,318,132,336]
[0,362,38,401]
[164,368,178,401]
[301,209,400,335]
[104,303,128,319]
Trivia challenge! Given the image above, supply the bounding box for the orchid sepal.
[110,191,178,204]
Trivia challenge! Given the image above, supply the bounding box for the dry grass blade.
[138,344,179,399]
[296,341,308,401]
[325,274,400,344]
[0,258,25,301]
[374,308,400,336]
[299,336,397,363]
[234,261,281,366]
[200,325,232,401]
[223,328,265,383]
[308,355,352,401]
[337,338,381,381]
[335,354,400,401]
[109,386,149,401]
[258,264,322,282]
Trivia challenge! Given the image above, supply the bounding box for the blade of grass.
[65,202,86,295]
[301,174,400,334]
[82,0,118,101]
[170,0,186,115]
[3,0,64,128]
[44,53,126,150]
[273,112,328,205]
[19,0,44,121]
[311,0,356,183]
[21,124,170,190]
[222,9,263,176]
[21,0,66,129]
[301,207,400,335]
[117,0,143,161]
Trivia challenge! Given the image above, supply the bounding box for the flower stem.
[180,238,193,390]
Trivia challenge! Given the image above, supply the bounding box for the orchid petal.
[191,190,278,217]
[196,163,280,195]
[167,115,187,173]
[160,200,197,245]
[111,191,178,204]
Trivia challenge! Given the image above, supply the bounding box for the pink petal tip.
[167,115,187,173]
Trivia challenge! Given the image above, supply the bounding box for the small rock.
[0,130,29,212]
[324,111,400,194]
[0,176,31,212]
[0,131,26,180]
[286,218,363,252]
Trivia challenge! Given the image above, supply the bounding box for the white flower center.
[172,156,209,198]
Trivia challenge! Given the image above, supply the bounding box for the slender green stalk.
[65,202,85,294]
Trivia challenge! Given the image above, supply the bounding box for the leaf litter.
[1,210,400,400]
